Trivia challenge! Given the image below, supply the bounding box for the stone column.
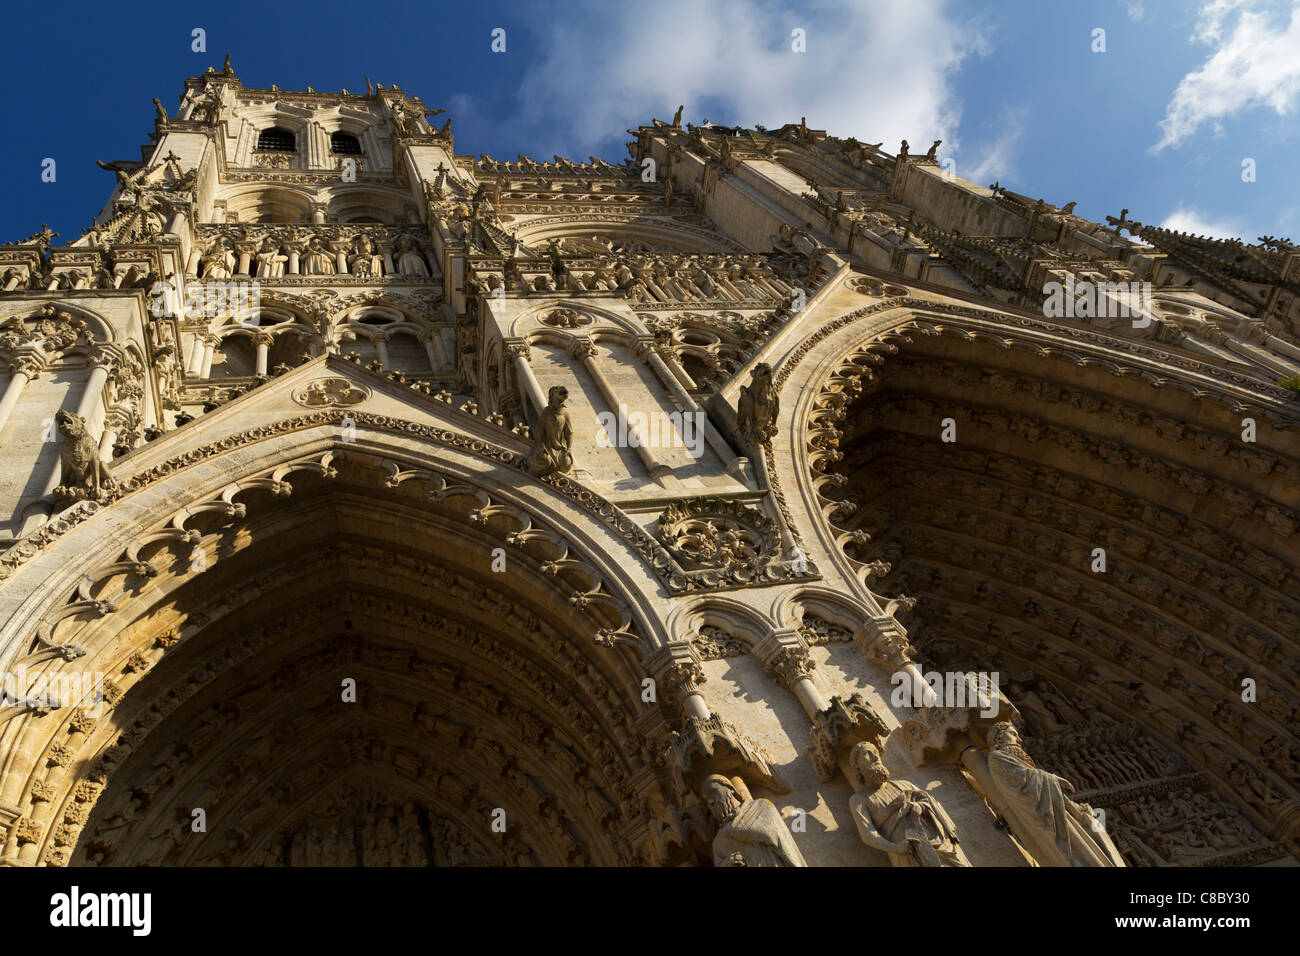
[507,340,547,415]
[253,333,273,376]
[0,356,40,436]
[330,242,350,274]
[375,338,391,369]
[757,628,826,717]
[199,334,220,379]
[853,616,936,707]
[98,408,126,462]
[284,242,302,275]
[164,203,189,238]
[76,354,115,424]
[234,243,256,277]
[185,332,206,374]
[309,201,328,225]
[419,328,447,373]
[649,643,711,722]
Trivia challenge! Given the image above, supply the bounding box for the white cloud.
[1152,0,1300,151]
[1123,0,1147,22]
[962,106,1029,185]
[509,0,990,160]
[1159,204,1247,238]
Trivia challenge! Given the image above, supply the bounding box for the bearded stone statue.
[848,741,970,867]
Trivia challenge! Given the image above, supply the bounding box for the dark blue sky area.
[2,1,1295,246]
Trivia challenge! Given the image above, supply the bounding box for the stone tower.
[0,63,1295,867]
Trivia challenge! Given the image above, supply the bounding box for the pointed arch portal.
[0,417,668,866]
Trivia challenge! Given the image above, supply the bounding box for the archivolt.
[0,421,680,865]
[778,298,1299,863]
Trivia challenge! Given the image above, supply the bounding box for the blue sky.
[2,0,1296,246]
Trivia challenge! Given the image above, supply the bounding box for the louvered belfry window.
[331,132,362,155]
[256,127,296,152]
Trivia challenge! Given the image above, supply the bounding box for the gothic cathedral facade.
[0,64,1295,867]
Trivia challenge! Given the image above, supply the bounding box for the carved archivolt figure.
[848,742,970,867]
[985,723,1125,867]
[702,774,805,867]
[525,385,573,477]
[53,410,109,503]
[736,361,779,446]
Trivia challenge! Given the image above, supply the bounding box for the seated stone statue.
[848,741,970,866]
[702,773,805,867]
[736,362,779,446]
[525,385,573,477]
[53,410,110,505]
[985,722,1125,867]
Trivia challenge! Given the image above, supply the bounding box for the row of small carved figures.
[198,233,433,280]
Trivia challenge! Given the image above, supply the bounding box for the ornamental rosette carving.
[656,497,776,574]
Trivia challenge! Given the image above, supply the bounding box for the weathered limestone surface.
[0,67,1294,867]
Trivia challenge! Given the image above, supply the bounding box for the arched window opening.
[331,132,362,155]
[256,127,296,152]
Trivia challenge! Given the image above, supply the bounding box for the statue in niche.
[736,361,779,446]
[702,773,806,867]
[847,741,970,867]
[392,234,430,277]
[985,722,1125,867]
[525,385,573,477]
[254,238,287,278]
[349,235,384,279]
[202,238,236,279]
[52,410,110,504]
[301,236,336,275]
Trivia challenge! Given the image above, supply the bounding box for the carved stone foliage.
[692,625,746,661]
[798,613,853,647]
[0,304,99,364]
[654,497,800,590]
[291,377,370,408]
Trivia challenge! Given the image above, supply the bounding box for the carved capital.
[764,645,816,689]
[854,615,917,670]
